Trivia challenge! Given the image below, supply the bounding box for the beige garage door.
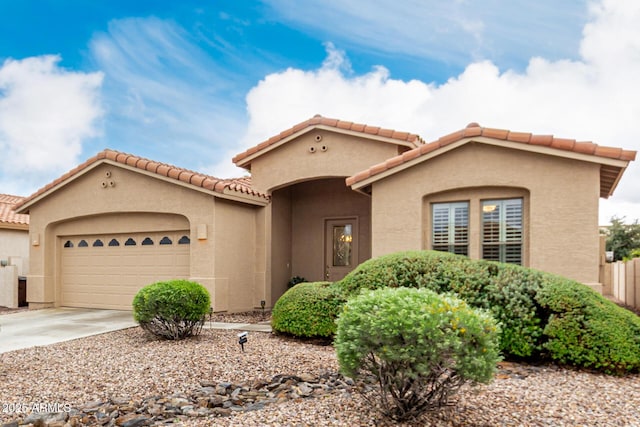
[60,231,190,310]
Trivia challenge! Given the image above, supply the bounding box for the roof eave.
[16,159,269,214]
[349,139,468,190]
[348,136,634,193]
[0,222,29,231]
[600,165,628,199]
[15,161,105,214]
[234,124,418,169]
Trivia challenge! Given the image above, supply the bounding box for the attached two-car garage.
[60,230,190,310]
[14,150,269,313]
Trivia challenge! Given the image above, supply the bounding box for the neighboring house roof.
[346,122,637,198]
[0,194,29,230]
[233,114,425,169]
[15,149,269,214]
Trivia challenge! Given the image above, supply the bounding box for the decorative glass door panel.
[325,218,358,281]
[332,224,353,267]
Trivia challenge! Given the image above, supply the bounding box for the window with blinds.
[432,202,469,255]
[482,198,523,264]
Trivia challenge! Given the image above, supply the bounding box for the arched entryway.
[269,178,371,299]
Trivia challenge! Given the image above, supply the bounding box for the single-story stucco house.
[0,194,30,308]
[14,116,636,312]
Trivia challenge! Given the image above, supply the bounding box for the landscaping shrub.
[536,277,640,374]
[337,251,546,357]
[133,280,211,340]
[481,265,546,357]
[271,282,345,337]
[271,250,640,373]
[335,287,500,422]
[337,250,462,295]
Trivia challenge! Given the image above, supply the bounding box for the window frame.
[481,198,523,264]
[431,201,470,256]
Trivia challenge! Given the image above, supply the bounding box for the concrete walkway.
[0,307,271,354]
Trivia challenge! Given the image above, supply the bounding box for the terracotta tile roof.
[0,194,29,228]
[232,115,425,166]
[346,123,637,198]
[15,149,269,212]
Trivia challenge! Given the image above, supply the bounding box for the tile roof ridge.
[101,149,266,197]
[233,115,425,165]
[14,149,267,211]
[0,194,26,203]
[346,122,636,187]
[0,194,29,225]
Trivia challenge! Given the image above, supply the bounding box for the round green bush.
[335,287,500,421]
[133,280,211,340]
[536,277,640,374]
[271,282,345,337]
[337,250,463,295]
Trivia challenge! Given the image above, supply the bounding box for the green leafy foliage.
[335,287,500,421]
[625,248,640,261]
[132,280,211,340]
[271,282,346,337]
[482,265,545,357]
[536,278,640,374]
[605,216,640,261]
[337,250,462,295]
[337,251,545,357]
[337,251,640,371]
[272,250,640,373]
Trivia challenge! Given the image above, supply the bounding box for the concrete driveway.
[0,307,136,354]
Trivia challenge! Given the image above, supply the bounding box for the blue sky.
[0,0,638,222]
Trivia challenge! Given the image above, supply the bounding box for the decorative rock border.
[3,372,355,427]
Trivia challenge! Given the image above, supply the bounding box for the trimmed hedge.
[338,251,546,357]
[537,278,640,374]
[271,250,640,373]
[133,280,211,340]
[271,282,346,337]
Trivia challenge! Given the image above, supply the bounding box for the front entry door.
[325,218,358,282]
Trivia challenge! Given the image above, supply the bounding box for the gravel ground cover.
[0,311,639,426]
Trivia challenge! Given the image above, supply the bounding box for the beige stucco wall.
[25,163,261,312]
[213,199,261,312]
[0,228,28,307]
[268,187,293,304]
[370,143,601,284]
[248,130,404,193]
[0,228,29,274]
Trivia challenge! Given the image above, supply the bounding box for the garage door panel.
[60,231,190,310]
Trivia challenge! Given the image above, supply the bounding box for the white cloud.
[0,55,103,195]
[262,0,586,70]
[242,0,640,223]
